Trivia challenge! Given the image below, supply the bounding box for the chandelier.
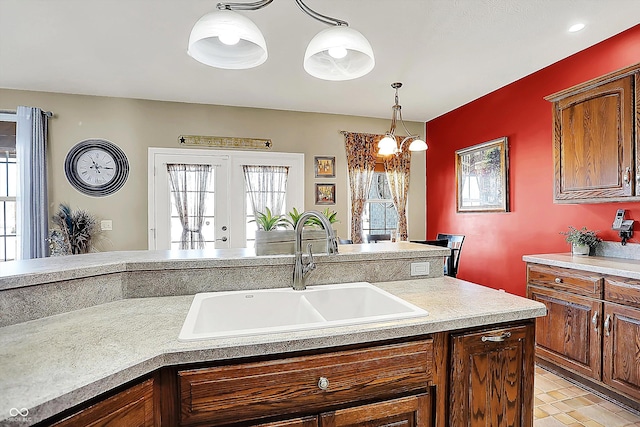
[378,82,427,156]
[187,0,375,81]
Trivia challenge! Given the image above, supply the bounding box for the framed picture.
[314,156,335,178]
[455,137,509,213]
[315,183,336,205]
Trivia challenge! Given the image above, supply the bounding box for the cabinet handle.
[481,331,512,342]
[317,377,330,390]
[623,167,631,186]
[554,277,562,284]
[591,312,599,332]
[604,315,611,337]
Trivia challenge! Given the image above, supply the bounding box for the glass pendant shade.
[188,10,268,69]
[408,138,428,151]
[378,135,398,156]
[303,26,375,81]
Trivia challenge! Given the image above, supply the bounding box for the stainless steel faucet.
[292,211,338,290]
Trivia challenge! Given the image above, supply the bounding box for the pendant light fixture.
[378,82,428,156]
[188,0,375,81]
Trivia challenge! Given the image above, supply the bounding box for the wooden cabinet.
[527,263,640,411]
[546,62,640,203]
[449,324,535,427]
[51,378,155,427]
[528,285,602,380]
[318,394,431,427]
[178,340,434,426]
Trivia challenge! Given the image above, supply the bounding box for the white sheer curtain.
[243,165,289,225]
[16,106,49,259]
[167,164,212,249]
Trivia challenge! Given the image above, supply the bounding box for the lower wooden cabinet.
[254,417,319,427]
[603,302,640,401]
[449,324,535,427]
[528,285,602,380]
[51,378,155,427]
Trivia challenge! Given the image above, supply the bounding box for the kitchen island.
[1,244,545,426]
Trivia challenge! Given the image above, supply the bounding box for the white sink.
[179,282,428,341]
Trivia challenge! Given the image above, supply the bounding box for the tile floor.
[534,366,640,426]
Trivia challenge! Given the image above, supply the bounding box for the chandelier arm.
[216,0,274,11]
[294,0,349,26]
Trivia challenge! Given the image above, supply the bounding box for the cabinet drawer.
[178,340,433,426]
[605,277,640,308]
[527,264,603,297]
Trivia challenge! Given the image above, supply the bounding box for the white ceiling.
[1,0,639,122]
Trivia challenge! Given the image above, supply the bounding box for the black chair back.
[411,239,448,247]
[366,234,391,243]
[436,233,465,277]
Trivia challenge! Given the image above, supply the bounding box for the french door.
[150,153,229,250]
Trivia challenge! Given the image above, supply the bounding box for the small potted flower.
[560,226,602,256]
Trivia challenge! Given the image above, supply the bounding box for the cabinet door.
[528,285,602,380]
[449,324,534,427]
[553,76,635,202]
[603,303,640,400]
[318,393,431,427]
[51,378,155,427]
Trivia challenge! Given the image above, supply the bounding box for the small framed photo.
[314,156,335,178]
[315,183,336,205]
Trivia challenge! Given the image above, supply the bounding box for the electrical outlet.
[100,220,113,231]
[410,262,430,276]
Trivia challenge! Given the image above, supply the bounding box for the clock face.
[64,139,129,197]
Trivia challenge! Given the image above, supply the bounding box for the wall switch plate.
[100,220,113,231]
[410,262,430,276]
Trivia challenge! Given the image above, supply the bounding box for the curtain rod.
[0,109,54,117]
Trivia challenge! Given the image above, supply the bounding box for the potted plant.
[561,226,602,256]
[253,207,338,256]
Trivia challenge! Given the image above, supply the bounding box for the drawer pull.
[481,332,512,342]
[317,377,330,390]
[592,312,599,332]
[604,315,611,337]
[554,277,562,284]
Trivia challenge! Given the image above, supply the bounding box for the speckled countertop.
[0,277,545,425]
[523,253,640,279]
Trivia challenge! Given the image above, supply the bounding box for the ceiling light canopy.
[188,0,375,80]
[378,83,427,156]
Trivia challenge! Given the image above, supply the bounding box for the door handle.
[591,312,599,332]
[604,314,611,337]
[216,236,228,242]
[623,167,631,186]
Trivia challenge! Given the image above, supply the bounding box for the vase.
[254,229,333,256]
[572,243,590,256]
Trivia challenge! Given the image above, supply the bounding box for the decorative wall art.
[315,183,336,205]
[314,156,335,178]
[455,137,509,213]
[178,135,272,150]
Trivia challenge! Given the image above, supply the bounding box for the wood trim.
[545,62,640,101]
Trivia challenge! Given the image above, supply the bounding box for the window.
[362,171,397,236]
[0,119,17,262]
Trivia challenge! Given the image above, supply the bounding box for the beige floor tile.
[538,393,558,404]
[536,375,562,392]
[566,410,589,422]
[535,397,546,406]
[534,416,571,427]
[578,405,632,427]
[581,420,604,427]
[551,401,574,413]
[548,390,569,400]
[552,413,579,425]
[616,409,640,423]
[583,393,604,404]
[539,404,562,415]
[535,407,550,419]
[563,395,596,409]
[599,400,626,412]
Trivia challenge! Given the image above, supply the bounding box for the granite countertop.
[523,253,640,280]
[0,242,449,291]
[0,277,545,425]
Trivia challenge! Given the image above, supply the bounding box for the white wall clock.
[64,139,129,197]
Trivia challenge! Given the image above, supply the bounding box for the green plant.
[560,226,602,247]
[51,203,99,254]
[283,207,339,229]
[251,207,288,231]
[284,207,305,229]
[307,208,339,228]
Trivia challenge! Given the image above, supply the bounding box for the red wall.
[425,24,640,296]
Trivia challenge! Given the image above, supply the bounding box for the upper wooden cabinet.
[546,63,640,203]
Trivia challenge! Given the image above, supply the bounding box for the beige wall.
[1,89,426,251]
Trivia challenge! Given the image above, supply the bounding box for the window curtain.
[16,106,49,259]
[341,131,378,243]
[166,164,212,249]
[243,165,289,226]
[383,137,411,241]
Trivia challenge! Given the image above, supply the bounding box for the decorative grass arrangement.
[51,203,99,255]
